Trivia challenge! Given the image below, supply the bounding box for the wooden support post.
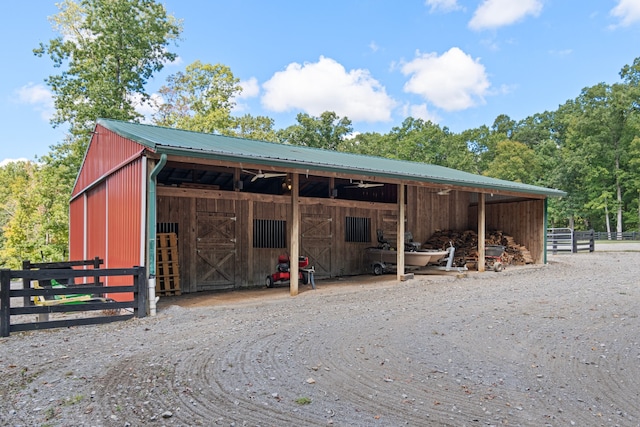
[247,201,254,285]
[397,183,406,281]
[234,167,241,192]
[21,260,31,307]
[477,192,486,272]
[290,173,300,296]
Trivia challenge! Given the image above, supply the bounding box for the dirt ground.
[1,242,639,426]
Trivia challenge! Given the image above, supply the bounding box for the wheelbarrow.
[33,279,113,306]
[485,245,505,272]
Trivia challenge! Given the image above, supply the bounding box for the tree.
[552,78,640,232]
[340,131,387,156]
[277,112,353,150]
[231,114,279,142]
[34,0,181,154]
[153,61,241,134]
[460,124,503,174]
[0,161,40,268]
[21,0,182,263]
[483,140,542,184]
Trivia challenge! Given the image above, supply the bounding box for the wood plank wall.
[407,187,471,242]
[468,198,545,263]
[157,186,543,292]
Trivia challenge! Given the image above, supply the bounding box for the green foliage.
[483,140,541,183]
[28,0,183,260]
[231,114,279,142]
[295,397,312,405]
[277,111,352,150]
[0,161,38,268]
[0,159,71,268]
[153,61,241,133]
[554,81,638,230]
[34,0,181,142]
[0,0,183,267]
[339,117,476,172]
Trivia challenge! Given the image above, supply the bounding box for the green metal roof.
[97,118,565,197]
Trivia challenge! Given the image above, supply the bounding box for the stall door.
[196,212,237,290]
[301,214,332,277]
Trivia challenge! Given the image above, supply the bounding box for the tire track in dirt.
[32,250,640,426]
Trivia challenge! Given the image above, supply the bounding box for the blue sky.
[2,0,640,164]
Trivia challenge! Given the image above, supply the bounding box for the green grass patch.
[295,397,312,405]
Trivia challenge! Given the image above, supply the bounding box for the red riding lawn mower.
[266,254,313,288]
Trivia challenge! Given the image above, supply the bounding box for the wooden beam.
[247,201,254,285]
[161,155,547,200]
[290,173,300,296]
[477,192,486,272]
[397,183,406,281]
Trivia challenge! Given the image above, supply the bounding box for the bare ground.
[1,243,639,426]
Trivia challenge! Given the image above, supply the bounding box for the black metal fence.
[547,228,595,253]
[593,231,640,241]
[0,259,147,337]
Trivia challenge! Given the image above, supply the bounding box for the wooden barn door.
[301,214,332,277]
[195,212,237,290]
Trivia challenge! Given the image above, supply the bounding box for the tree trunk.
[616,157,623,239]
[605,200,612,240]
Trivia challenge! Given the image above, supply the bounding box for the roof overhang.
[97,118,566,199]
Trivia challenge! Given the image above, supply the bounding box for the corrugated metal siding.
[106,159,144,290]
[71,124,145,199]
[69,197,85,261]
[86,183,107,276]
[69,125,146,300]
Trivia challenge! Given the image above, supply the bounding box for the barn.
[69,118,564,312]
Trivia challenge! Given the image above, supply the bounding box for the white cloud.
[15,83,54,121]
[404,103,440,123]
[238,77,260,99]
[261,56,396,123]
[610,0,640,27]
[425,0,461,13]
[0,158,30,167]
[232,78,261,113]
[469,0,543,30]
[128,92,163,123]
[401,47,490,112]
[549,48,573,57]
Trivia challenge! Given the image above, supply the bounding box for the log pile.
[421,229,534,267]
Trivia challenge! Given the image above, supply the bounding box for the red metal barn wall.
[69,126,146,294]
[68,197,85,262]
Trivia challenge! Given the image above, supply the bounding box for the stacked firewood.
[421,229,534,267]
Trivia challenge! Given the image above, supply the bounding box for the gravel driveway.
[1,244,639,426]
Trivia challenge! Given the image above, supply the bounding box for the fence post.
[1,269,11,337]
[134,266,147,318]
[572,230,577,253]
[589,230,595,252]
[22,260,31,307]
